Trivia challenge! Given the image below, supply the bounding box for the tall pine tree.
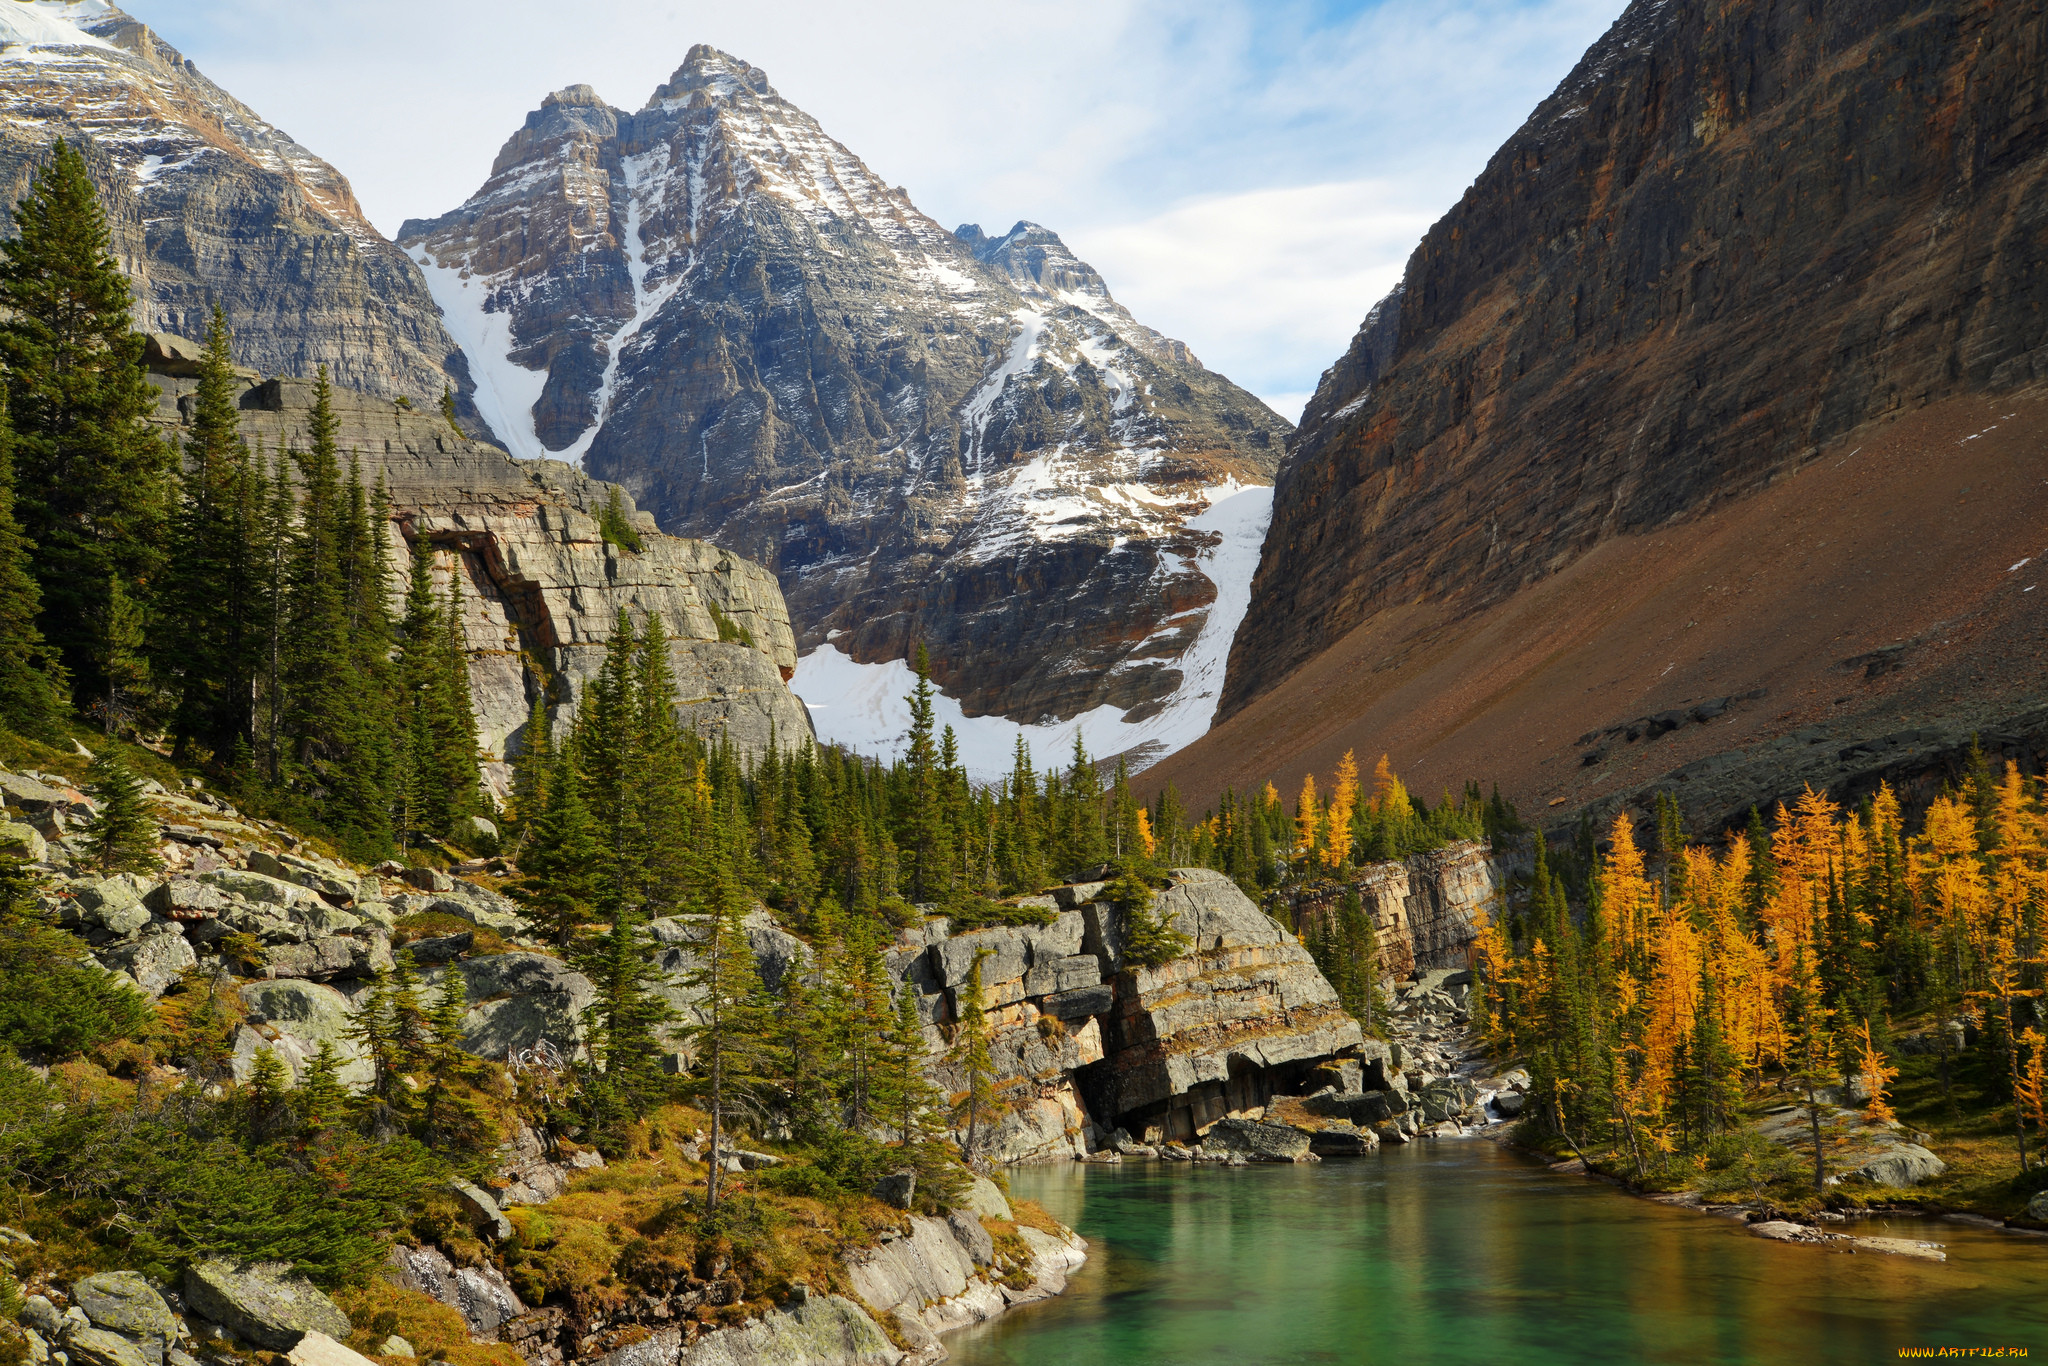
[0,139,174,708]
[0,389,64,738]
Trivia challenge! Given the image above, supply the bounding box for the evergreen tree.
[949,949,1002,1170]
[438,384,462,436]
[578,612,645,919]
[880,980,944,1149]
[573,907,678,1150]
[0,388,64,738]
[164,304,260,762]
[82,752,158,874]
[96,571,153,736]
[683,866,768,1210]
[1107,866,1189,967]
[900,644,953,903]
[0,139,175,708]
[296,1040,352,1141]
[518,746,601,948]
[507,681,553,848]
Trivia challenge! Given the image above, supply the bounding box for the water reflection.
[948,1142,2048,1366]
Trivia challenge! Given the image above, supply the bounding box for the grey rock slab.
[65,1328,152,1366]
[946,1210,994,1266]
[1849,1144,1946,1188]
[1023,954,1101,997]
[1202,1117,1313,1162]
[100,933,196,996]
[182,1260,351,1351]
[930,927,1029,989]
[234,979,375,1088]
[450,1179,513,1241]
[0,823,47,862]
[960,1175,1012,1222]
[72,1272,178,1349]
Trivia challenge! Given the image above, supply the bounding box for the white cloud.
[128,0,1627,401]
[1067,179,1439,418]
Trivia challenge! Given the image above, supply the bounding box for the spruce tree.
[900,644,952,903]
[518,746,601,948]
[508,681,553,848]
[578,612,644,919]
[574,907,678,1150]
[881,981,944,1149]
[949,949,1002,1170]
[0,139,174,707]
[0,388,64,739]
[683,865,768,1210]
[296,1040,352,1141]
[82,752,158,874]
[165,304,259,762]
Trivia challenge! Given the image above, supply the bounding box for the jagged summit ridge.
[401,49,1289,748]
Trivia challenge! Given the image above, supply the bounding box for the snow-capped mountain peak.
[400,50,1290,766]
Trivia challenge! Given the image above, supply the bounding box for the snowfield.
[792,482,1271,780]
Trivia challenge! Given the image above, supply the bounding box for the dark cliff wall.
[1224,0,2048,718]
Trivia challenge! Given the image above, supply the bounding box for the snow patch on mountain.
[409,250,550,462]
[0,1,115,50]
[793,481,1271,779]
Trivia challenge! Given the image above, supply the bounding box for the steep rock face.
[1224,0,2048,719]
[893,869,1361,1158]
[0,3,486,423]
[142,348,811,779]
[1294,841,1506,983]
[401,47,1288,728]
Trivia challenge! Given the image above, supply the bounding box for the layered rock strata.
[0,3,485,423]
[141,344,812,777]
[1292,840,1506,982]
[894,868,1364,1156]
[401,47,1289,727]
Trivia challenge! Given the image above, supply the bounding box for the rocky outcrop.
[0,5,486,426]
[892,868,1364,1156]
[182,1261,352,1352]
[1226,0,2048,721]
[1293,840,1506,982]
[401,47,1288,729]
[141,349,813,777]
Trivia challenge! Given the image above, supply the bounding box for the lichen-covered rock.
[439,953,594,1058]
[99,931,196,997]
[0,822,45,862]
[65,1327,151,1366]
[182,1260,351,1351]
[72,1272,177,1357]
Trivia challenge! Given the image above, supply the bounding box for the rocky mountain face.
[141,339,813,782]
[1157,0,2048,830]
[0,2,486,421]
[892,868,1363,1160]
[400,48,1289,730]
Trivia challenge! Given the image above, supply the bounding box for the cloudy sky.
[137,0,1626,421]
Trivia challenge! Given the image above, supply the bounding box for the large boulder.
[383,1247,525,1340]
[72,1272,177,1362]
[99,931,196,997]
[0,823,46,862]
[182,1260,350,1350]
[959,1176,1012,1222]
[441,953,594,1059]
[65,1328,151,1366]
[236,980,375,1088]
[1848,1143,1947,1188]
[1202,1117,1314,1162]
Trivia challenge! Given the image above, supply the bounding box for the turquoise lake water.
[948,1140,2048,1366]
